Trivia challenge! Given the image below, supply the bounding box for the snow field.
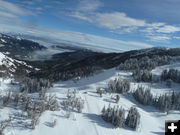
[0,65,180,135]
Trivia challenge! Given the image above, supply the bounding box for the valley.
[0,35,180,135]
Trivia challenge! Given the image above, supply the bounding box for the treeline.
[20,77,53,93]
[154,92,180,113]
[107,77,130,93]
[116,55,171,83]
[132,69,152,82]
[32,66,103,82]
[133,86,153,105]
[133,85,180,113]
[117,55,171,71]
[161,69,180,83]
[101,105,140,130]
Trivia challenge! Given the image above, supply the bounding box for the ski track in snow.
[84,94,100,135]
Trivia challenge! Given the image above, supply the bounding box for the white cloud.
[141,23,180,42]
[0,11,17,18]
[156,25,180,33]
[110,27,138,34]
[95,12,146,29]
[77,0,103,12]
[69,1,147,32]
[147,35,171,42]
[149,23,165,27]
[69,12,93,22]
[72,10,180,37]
[173,36,180,39]
[0,0,154,52]
[70,11,146,33]
[0,24,154,52]
[0,0,32,15]
[68,0,180,43]
[0,0,39,32]
[0,0,177,46]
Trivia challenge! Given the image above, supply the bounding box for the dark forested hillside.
[28,47,180,81]
[0,33,46,59]
[1,34,180,83]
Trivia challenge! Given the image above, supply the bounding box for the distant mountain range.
[1,33,180,82]
[28,47,180,81]
[0,33,91,60]
[0,33,46,59]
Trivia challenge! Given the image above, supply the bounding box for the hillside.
[0,64,180,135]
[0,52,36,78]
[28,47,180,81]
[0,33,46,59]
[0,46,180,135]
[1,0,180,134]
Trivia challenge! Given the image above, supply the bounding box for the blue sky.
[0,0,180,51]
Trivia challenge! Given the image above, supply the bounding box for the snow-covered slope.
[152,62,180,76]
[0,52,18,72]
[0,52,34,74]
[0,65,179,135]
[0,33,46,59]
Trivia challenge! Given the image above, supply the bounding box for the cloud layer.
[0,0,179,51]
[69,0,180,42]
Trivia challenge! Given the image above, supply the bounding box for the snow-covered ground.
[0,65,180,135]
[0,52,35,75]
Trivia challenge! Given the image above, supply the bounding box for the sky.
[0,0,180,51]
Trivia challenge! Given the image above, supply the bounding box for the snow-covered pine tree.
[133,85,153,105]
[101,105,125,128]
[117,55,170,71]
[154,92,180,113]
[107,77,130,93]
[125,106,140,130]
[20,77,53,93]
[161,68,180,83]
[113,106,125,128]
[63,90,84,113]
[132,69,152,82]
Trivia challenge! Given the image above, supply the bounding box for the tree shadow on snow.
[51,113,66,119]
[83,113,114,129]
[103,98,116,103]
[150,81,180,93]
[10,112,32,130]
[151,131,164,135]
[44,121,54,128]
[56,97,66,101]
[88,93,100,98]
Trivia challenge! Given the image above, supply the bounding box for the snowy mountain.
[0,52,35,77]
[0,46,180,135]
[0,52,17,73]
[0,33,46,59]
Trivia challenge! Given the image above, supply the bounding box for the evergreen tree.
[101,105,126,128]
[133,85,153,105]
[107,77,130,93]
[125,106,140,130]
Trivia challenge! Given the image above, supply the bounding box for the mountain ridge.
[0,33,47,59]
